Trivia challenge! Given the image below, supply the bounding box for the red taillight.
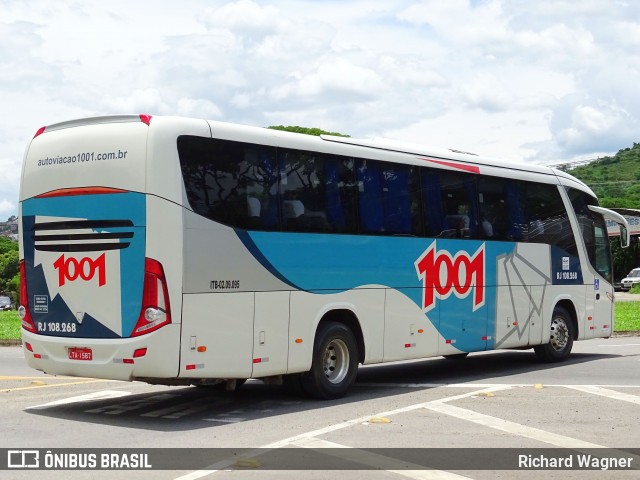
[19,261,37,333]
[131,258,171,337]
[33,126,46,138]
[139,114,152,126]
[36,187,127,198]
[133,348,147,358]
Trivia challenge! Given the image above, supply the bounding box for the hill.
[560,143,640,208]
[561,141,640,280]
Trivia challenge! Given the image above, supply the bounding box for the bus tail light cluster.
[131,258,171,337]
[18,261,37,333]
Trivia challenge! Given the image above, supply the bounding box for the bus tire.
[301,321,359,400]
[534,306,574,362]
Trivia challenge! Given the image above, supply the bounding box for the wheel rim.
[323,338,349,384]
[549,315,570,352]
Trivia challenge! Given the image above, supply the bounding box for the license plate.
[68,347,92,361]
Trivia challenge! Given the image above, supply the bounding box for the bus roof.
[26,114,596,199]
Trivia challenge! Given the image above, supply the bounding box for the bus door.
[591,221,615,337]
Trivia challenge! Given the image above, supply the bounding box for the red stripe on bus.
[420,158,480,174]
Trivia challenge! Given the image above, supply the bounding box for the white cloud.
[201,0,284,42]
[271,57,386,100]
[0,199,15,218]
[550,100,638,156]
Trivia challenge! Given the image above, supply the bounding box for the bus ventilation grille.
[32,220,135,252]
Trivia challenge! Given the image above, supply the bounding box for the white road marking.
[173,385,511,480]
[423,402,603,448]
[598,343,640,347]
[357,382,640,388]
[565,385,640,405]
[292,437,472,480]
[355,382,526,388]
[203,417,247,424]
[27,390,131,409]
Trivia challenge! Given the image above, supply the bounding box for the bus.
[18,115,630,399]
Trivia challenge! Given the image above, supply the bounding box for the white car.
[620,268,640,291]
[0,296,12,311]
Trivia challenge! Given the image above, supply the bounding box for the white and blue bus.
[18,115,629,399]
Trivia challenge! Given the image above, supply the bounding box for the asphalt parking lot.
[1,337,639,479]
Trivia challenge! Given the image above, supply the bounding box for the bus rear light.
[133,348,147,358]
[25,343,33,352]
[33,126,46,138]
[131,258,171,337]
[36,187,127,198]
[19,261,37,333]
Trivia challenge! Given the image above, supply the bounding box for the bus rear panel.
[19,116,179,381]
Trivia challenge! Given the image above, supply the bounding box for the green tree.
[0,249,19,292]
[0,236,19,302]
[267,125,350,137]
[0,236,18,255]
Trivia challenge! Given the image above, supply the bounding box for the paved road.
[1,338,639,479]
[614,292,640,302]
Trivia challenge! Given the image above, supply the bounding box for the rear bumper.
[21,324,180,381]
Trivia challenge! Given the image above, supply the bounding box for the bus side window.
[356,160,385,233]
[504,182,524,241]
[324,156,358,234]
[477,176,514,241]
[438,172,478,239]
[421,171,446,237]
[524,183,577,256]
[382,164,423,236]
[178,136,280,231]
[278,149,326,233]
[278,148,361,234]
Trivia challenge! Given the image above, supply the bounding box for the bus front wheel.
[534,306,574,362]
[301,321,359,400]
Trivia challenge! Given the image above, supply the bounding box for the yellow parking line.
[1,379,109,393]
[0,376,51,380]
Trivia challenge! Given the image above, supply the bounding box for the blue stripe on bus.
[234,230,301,290]
[242,231,517,352]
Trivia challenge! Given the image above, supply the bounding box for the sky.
[1,0,639,218]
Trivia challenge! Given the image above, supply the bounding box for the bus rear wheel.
[534,306,574,362]
[301,321,359,400]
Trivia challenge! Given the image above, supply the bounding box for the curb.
[612,331,640,337]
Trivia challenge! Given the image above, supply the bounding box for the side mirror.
[620,225,629,248]
[587,205,630,249]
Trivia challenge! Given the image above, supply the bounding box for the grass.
[1,302,639,341]
[613,301,640,332]
[0,311,20,341]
